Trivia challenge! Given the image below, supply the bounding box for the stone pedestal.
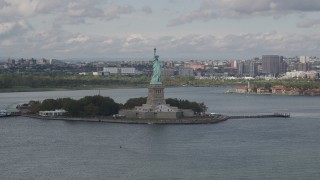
[146,84,166,110]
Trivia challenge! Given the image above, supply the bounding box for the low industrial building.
[102,67,140,75]
[257,87,269,94]
[39,109,67,117]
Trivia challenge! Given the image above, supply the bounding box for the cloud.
[67,34,89,44]
[103,4,135,20]
[297,18,320,28]
[0,0,139,27]
[54,1,103,25]
[65,1,103,18]
[141,6,152,14]
[0,0,38,20]
[0,20,31,38]
[2,29,320,59]
[168,0,320,26]
[0,0,71,21]
[53,2,136,25]
[120,33,154,55]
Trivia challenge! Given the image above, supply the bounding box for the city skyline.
[1,0,320,59]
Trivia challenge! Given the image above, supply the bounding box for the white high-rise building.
[299,56,310,63]
[231,60,238,69]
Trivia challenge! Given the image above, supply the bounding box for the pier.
[228,113,290,119]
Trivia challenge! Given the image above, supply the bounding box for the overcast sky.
[1,0,320,60]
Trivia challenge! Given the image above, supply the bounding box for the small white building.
[93,71,108,76]
[79,72,88,75]
[39,109,67,117]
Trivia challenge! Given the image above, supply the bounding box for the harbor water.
[1,87,320,179]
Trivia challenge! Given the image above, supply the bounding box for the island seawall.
[22,114,229,124]
[23,113,289,125]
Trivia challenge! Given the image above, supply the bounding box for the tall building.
[299,56,310,63]
[49,59,64,65]
[238,61,251,76]
[238,60,259,76]
[294,63,310,72]
[250,62,259,77]
[7,58,15,65]
[37,58,47,65]
[230,60,238,69]
[27,58,37,65]
[262,55,287,76]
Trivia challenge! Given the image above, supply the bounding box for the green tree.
[29,101,41,113]
[40,99,61,111]
[264,83,272,90]
[32,95,120,117]
[123,97,147,109]
[61,98,80,116]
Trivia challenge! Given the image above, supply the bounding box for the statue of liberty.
[150,48,162,84]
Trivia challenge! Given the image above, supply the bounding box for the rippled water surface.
[1,87,320,180]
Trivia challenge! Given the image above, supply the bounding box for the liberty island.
[22,49,229,124]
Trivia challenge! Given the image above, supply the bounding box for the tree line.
[1,73,319,91]
[247,80,320,90]
[30,96,207,117]
[0,73,149,90]
[30,95,121,117]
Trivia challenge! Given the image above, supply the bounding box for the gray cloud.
[297,18,320,28]
[54,3,137,25]
[0,0,139,27]
[0,0,73,21]
[168,0,320,26]
[103,4,135,20]
[141,6,152,14]
[2,30,320,59]
[0,20,32,39]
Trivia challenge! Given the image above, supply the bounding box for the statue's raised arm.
[150,48,162,84]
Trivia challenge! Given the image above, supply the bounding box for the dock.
[228,113,290,119]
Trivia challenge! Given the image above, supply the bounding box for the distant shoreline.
[226,89,320,96]
[0,86,149,93]
[0,85,233,93]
